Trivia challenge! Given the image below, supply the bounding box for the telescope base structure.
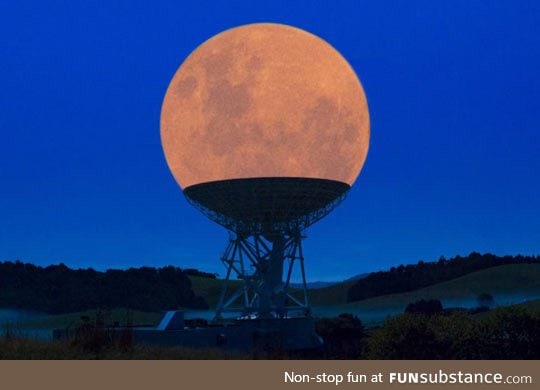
[174,177,351,351]
[214,231,310,321]
[54,316,323,353]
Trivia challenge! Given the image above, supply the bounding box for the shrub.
[477,293,495,308]
[366,307,540,359]
[316,313,366,359]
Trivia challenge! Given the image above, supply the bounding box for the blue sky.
[1,1,539,281]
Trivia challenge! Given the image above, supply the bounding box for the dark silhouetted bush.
[316,313,366,359]
[477,292,495,308]
[475,307,540,359]
[366,307,540,359]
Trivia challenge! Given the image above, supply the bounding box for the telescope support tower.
[214,230,310,321]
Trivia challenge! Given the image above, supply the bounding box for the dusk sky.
[1,1,539,281]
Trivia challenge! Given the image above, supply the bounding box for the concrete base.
[133,317,322,352]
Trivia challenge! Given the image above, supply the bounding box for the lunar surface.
[161,23,370,189]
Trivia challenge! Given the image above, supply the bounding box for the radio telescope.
[161,23,369,321]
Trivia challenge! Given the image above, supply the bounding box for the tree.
[0,261,209,313]
[477,293,495,308]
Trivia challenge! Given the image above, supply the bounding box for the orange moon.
[161,23,370,189]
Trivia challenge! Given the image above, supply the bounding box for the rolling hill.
[188,276,242,308]
[341,263,540,310]
[189,275,360,308]
[191,263,540,311]
[12,264,540,331]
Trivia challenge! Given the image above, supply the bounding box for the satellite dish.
[161,23,370,320]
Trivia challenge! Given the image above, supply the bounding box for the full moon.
[161,23,370,190]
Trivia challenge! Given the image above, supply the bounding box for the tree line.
[347,252,540,302]
[0,261,208,313]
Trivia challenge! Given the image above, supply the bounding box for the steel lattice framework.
[183,177,350,320]
[214,231,310,320]
[184,177,349,235]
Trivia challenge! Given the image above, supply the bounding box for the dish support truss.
[214,230,310,321]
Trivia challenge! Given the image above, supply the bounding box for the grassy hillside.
[298,280,356,306]
[189,275,354,308]
[191,264,540,310]
[515,298,540,312]
[12,265,540,331]
[342,263,540,311]
[189,276,242,308]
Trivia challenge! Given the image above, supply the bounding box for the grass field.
[191,263,540,310]
[301,280,356,306]
[13,309,162,330]
[188,276,242,308]
[12,264,540,331]
[4,302,539,359]
[189,275,355,308]
[0,338,244,359]
[341,263,540,311]
[515,298,540,311]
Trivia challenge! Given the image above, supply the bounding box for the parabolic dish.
[160,23,370,231]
